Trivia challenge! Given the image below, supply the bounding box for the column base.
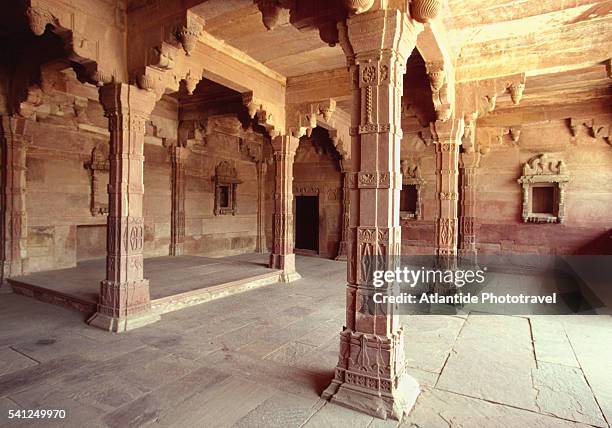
[322,372,420,421]
[87,310,160,333]
[279,271,302,283]
[335,242,348,261]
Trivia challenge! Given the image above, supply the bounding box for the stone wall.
[476,116,612,255]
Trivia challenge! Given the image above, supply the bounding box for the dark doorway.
[400,184,418,214]
[295,196,319,252]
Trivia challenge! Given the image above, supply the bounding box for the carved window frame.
[400,161,425,220]
[213,161,242,216]
[517,154,570,224]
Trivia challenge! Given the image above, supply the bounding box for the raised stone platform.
[8,253,281,316]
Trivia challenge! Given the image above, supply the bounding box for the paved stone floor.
[0,256,610,427]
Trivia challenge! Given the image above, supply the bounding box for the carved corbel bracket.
[286,99,337,139]
[507,82,525,105]
[176,21,204,56]
[425,61,453,122]
[509,126,522,145]
[26,5,57,36]
[242,93,282,138]
[343,0,375,15]
[254,0,292,30]
[569,118,611,145]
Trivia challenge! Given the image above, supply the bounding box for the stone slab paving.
[0,255,610,428]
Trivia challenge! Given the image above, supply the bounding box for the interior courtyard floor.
[0,255,610,428]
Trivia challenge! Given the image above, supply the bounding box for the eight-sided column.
[88,83,160,332]
[322,9,421,421]
[269,134,301,282]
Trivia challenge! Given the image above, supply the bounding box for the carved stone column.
[269,135,301,282]
[255,160,268,253]
[87,84,160,332]
[432,119,464,271]
[459,151,480,266]
[0,116,29,286]
[322,9,420,420]
[170,146,187,256]
[335,159,351,261]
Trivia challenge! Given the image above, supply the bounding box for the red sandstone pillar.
[87,83,160,332]
[269,135,300,282]
[255,160,268,253]
[0,116,29,285]
[459,150,480,266]
[322,9,420,420]
[335,159,350,261]
[432,119,464,271]
[170,145,187,256]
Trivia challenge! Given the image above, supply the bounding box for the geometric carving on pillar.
[323,8,421,421]
[458,150,481,266]
[87,83,160,332]
[269,135,301,282]
[84,144,110,216]
[517,154,570,224]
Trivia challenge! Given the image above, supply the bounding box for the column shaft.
[459,151,480,266]
[0,116,28,285]
[335,160,350,261]
[170,146,187,256]
[87,83,160,332]
[269,135,300,282]
[255,160,267,253]
[323,9,420,421]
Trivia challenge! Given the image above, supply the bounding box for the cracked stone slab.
[529,316,579,367]
[435,315,539,411]
[0,348,38,376]
[304,402,374,428]
[402,315,466,374]
[532,361,607,427]
[401,387,593,428]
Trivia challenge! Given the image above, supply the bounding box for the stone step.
[8,279,97,314]
[151,270,282,315]
[8,270,282,318]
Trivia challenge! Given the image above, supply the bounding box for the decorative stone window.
[517,154,570,223]
[213,161,242,215]
[84,145,109,216]
[400,160,425,220]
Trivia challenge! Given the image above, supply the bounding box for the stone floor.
[0,256,610,427]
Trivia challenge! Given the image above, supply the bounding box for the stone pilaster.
[459,151,480,267]
[322,9,420,421]
[431,119,464,271]
[0,116,29,287]
[255,160,268,253]
[269,135,301,282]
[87,83,160,332]
[335,159,350,261]
[170,146,187,256]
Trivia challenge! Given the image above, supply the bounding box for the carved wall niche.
[213,161,242,216]
[400,160,425,220]
[84,144,109,216]
[517,154,570,224]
